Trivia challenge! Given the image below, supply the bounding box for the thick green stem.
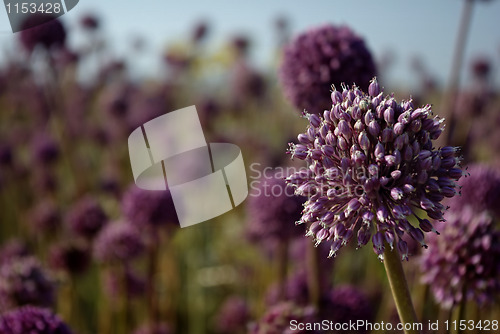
[383,246,421,334]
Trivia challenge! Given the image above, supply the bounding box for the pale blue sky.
[1,0,500,88]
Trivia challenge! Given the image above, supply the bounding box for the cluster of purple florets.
[286,78,463,261]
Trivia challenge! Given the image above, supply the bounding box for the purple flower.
[30,201,61,234]
[246,174,305,243]
[230,61,266,106]
[31,133,60,165]
[322,286,374,334]
[0,257,55,312]
[0,306,72,334]
[19,14,66,53]
[215,296,250,334]
[279,24,377,114]
[103,267,146,299]
[448,164,500,219]
[0,143,13,167]
[132,323,171,334]
[420,206,500,309]
[80,14,99,31]
[122,185,179,228]
[48,242,90,275]
[265,270,311,307]
[0,240,30,265]
[249,302,317,334]
[286,78,463,261]
[65,197,107,239]
[93,221,145,263]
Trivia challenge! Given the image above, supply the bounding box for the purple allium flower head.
[471,56,491,80]
[265,270,311,307]
[322,286,374,334]
[0,143,13,167]
[48,242,90,275]
[0,257,55,312]
[448,164,500,219]
[19,14,66,53]
[192,21,209,43]
[0,306,73,334]
[103,267,146,299]
[132,322,171,334]
[279,24,377,114]
[31,133,60,165]
[231,61,266,105]
[30,201,61,234]
[286,78,463,261]
[93,221,145,263]
[0,240,30,265]
[122,185,179,228]
[420,206,500,309]
[215,296,249,334]
[66,197,107,240]
[249,302,318,334]
[246,173,305,242]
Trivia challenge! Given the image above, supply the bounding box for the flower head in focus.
[279,24,377,114]
[286,78,463,261]
[0,306,73,334]
[420,206,500,309]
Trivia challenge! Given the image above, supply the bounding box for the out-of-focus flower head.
[265,270,311,307]
[103,267,146,299]
[231,61,266,106]
[420,206,500,309]
[0,306,73,334]
[93,220,145,264]
[0,240,30,265]
[30,200,61,234]
[122,185,179,228]
[192,21,209,43]
[286,78,463,261]
[48,241,90,275]
[322,285,374,334]
[31,133,60,166]
[231,35,251,58]
[132,322,171,334]
[19,14,66,53]
[279,24,377,114]
[249,302,318,334]
[246,173,306,243]
[448,164,500,219]
[0,143,13,167]
[470,56,491,80]
[215,296,249,334]
[65,197,108,240]
[0,257,55,312]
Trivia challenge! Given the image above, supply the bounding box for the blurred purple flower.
[470,56,491,80]
[249,302,318,334]
[448,164,500,218]
[103,267,146,299]
[30,201,61,234]
[0,240,30,265]
[80,14,100,31]
[66,197,107,240]
[0,306,73,334]
[0,144,13,167]
[287,79,463,261]
[246,173,305,243]
[322,285,374,334]
[31,133,60,165]
[19,14,66,53]
[215,296,249,334]
[279,24,377,114]
[48,242,90,275]
[93,221,145,264]
[192,21,209,43]
[265,270,311,307]
[122,185,179,228]
[420,206,500,309]
[231,61,266,106]
[0,257,55,312]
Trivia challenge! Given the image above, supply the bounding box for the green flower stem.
[383,246,421,334]
[451,286,467,334]
[307,241,320,307]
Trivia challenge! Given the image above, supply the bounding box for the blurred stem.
[147,231,160,324]
[121,265,132,332]
[306,241,320,307]
[383,246,421,334]
[450,287,467,334]
[277,237,289,300]
[444,0,474,145]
